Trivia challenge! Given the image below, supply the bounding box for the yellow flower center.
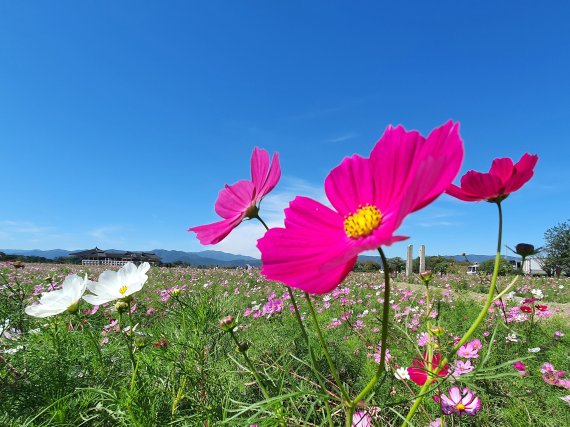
[344,205,382,239]
[456,403,465,411]
[119,285,128,295]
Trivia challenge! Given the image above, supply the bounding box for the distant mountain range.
[1,248,519,267]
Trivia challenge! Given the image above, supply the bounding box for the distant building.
[70,247,161,266]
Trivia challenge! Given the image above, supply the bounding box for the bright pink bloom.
[189,147,280,244]
[520,305,532,313]
[457,340,481,359]
[446,153,537,203]
[258,121,463,293]
[513,361,527,376]
[408,352,449,385]
[440,386,482,416]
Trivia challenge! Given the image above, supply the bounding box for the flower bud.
[219,315,237,331]
[430,326,444,337]
[171,288,181,298]
[419,270,433,284]
[116,301,129,314]
[238,341,250,352]
[134,336,149,349]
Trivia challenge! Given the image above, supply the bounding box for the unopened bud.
[419,270,433,284]
[171,288,181,298]
[238,341,250,352]
[430,326,444,337]
[134,336,148,349]
[219,315,236,331]
[116,301,129,314]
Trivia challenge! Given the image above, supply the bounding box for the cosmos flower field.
[1,262,569,426]
[3,121,569,426]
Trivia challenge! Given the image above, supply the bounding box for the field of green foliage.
[1,263,569,426]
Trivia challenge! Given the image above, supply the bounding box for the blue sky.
[1,1,569,259]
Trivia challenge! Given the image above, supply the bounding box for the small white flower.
[527,347,541,353]
[558,285,564,290]
[83,262,150,305]
[506,333,518,343]
[25,274,88,318]
[0,345,24,355]
[505,291,516,301]
[395,367,410,380]
[530,288,544,299]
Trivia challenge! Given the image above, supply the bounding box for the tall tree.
[543,219,570,276]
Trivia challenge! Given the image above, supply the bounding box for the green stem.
[228,329,271,400]
[256,215,333,425]
[305,292,350,403]
[402,201,504,426]
[346,248,391,426]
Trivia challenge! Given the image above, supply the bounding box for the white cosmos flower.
[83,262,150,305]
[395,367,410,380]
[25,274,88,318]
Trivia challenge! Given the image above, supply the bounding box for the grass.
[1,263,569,426]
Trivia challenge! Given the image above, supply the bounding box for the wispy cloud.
[328,132,359,143]
[88,225,127,247]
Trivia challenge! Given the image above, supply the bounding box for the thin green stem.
[403,201,504,426]
[256,214,333,424]
[346,248,391,426]
[305,292,350,403]
[228,329,271,400]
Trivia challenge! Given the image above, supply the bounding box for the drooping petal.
[445,183,484,201]
[251,148,281,201]
[258,196,357,294]
[188,214,244,245]
[489,157,514,183]
[214,180,256,219]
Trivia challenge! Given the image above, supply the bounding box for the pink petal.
[503,153,538,194]
[460,170,503,200]
[325,154,375,215]
[407,121,464,212]
[188,214,244,245]
[448,386,462,403]
[214,180,255,219]
[369,125,425,210]
[251,148,281,201]
[257,197,357,293]
[489,157,514,183]
[445,183,484,202]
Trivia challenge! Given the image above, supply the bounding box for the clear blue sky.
[1,1,568,259]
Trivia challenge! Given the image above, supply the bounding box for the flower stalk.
[403,201,504,425]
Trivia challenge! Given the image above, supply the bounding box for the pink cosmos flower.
[446,153,538,203]
[440,386,481,416]
[189,147,280,245]
[513,361,527,376]
[352,410,372,427]
[258,121,463,293]
[408,352,449,386]
[457,339,481,359]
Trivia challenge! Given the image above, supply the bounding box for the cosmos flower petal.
[325,154,375,215]
[503,153,538,194]
[251,148,281,201]
[83,262,150,305]
[258,197,358,293]
[369,125,424,209]
[188,214,245,245]
[460,171,503,200]
[214,180,256,219]
[445,183,483,201]
[489,157,514,182]
[407,121,464,212]
[24,274,87,318]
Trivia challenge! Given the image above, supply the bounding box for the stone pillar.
[406,244,413,277]
[419,245,426,273]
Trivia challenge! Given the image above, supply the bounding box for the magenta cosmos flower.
[189,147,280,245]
[257,121,463,293]
[446,153,538,203]
[441,386,481,416]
